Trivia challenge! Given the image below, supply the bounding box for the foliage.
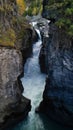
[16,0,26,15]
[0,27,16,47]
[45,0,73,37]
[17,16,31,40]
[0,0,31,47]
[24,0,43,16]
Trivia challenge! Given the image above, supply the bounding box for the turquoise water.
[9,25,72,130]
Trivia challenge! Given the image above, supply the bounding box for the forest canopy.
[45,0,73,37]
[16,0,43,16]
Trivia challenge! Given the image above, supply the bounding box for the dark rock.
[39,5,73,126]
[35,106,40,113]
[0,96,31,130]
[32,28,39,43]
[39,37,49,74]
[42,0,59,21]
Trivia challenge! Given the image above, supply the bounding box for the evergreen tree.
[45,0,73,37]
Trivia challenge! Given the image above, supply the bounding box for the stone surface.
[39,24,73,127]
[0,96,31,130]
[39,0,73,126]
[0,21,38,128]
[0,47,31,129]
[0,0,38,129]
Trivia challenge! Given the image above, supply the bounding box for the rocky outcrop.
[39,0,73,127]
[0,0,38,129]
[0,23,38,128]
[0,47,31,129]
[37,18,49,73]
[18,28,33,64]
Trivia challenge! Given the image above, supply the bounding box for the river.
[10,22,72,130]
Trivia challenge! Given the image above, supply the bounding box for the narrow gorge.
[7,19,73,130]
[0,0,73,130]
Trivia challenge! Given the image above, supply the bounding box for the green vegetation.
[0,4,13,12]
[0,0,31,47]
[0,0,43,47]
[0,27,16,47]
[17,16,31,41]
[45,0,73,37]
[0,17,31,47]
[0,1,16,47]
[24,0,43,16]
[16,0,26,15]
[16,0,43,16]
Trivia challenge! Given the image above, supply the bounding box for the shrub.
[0,27,16,47]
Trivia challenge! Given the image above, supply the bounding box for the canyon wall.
[39,0,73,127]
[0,0,37,129]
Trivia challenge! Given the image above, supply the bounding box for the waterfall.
[21,22,46,108]
[10,22,71,130]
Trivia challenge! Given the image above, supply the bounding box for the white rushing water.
[19,22,46,130]
[10,22,72,130]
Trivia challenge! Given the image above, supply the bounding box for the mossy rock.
[0,28,16,47]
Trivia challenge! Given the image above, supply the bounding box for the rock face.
[0,0,37,129]
[0,47,31,129]
[0,23,37,128]
[39,0,73,127]
[0,48,22,100]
